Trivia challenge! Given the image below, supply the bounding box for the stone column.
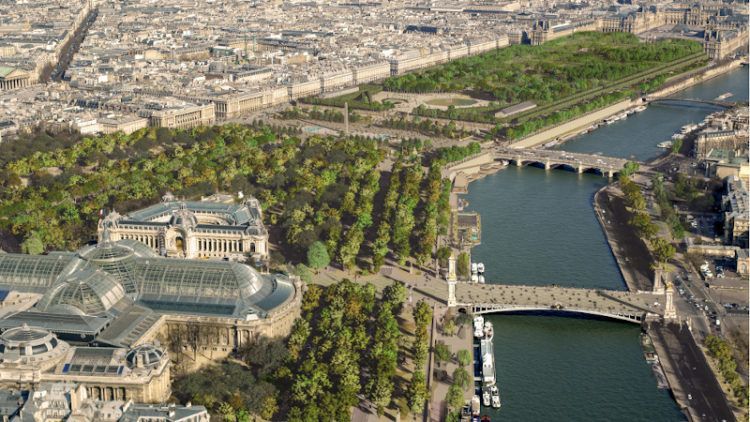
[652,267,665,294]
[663,282,677,320]
[447,252,457,282]
[447,280,457,307]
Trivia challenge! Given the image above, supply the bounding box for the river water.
[463,66,748,421]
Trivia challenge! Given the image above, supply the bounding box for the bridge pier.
[577,163,584,174]
[544,161,551,170]
[607,169,614,178]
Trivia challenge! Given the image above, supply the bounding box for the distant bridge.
[453,283,663,324]
[494,147,631,178]
[648,97,737,109]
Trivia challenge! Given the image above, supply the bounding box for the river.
[463,66,748,421]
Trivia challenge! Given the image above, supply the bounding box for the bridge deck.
[494,147,631,172]
[456,283,662,318]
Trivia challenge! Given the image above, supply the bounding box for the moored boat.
[490,385,501,409]
[473,316,485,338]
[657,141,673,149]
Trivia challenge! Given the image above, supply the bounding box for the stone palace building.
[98,193,269,264]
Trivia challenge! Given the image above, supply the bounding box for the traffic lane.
[661,323,735,422]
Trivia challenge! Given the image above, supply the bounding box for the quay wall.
[511,99,637,149]
[647,59,743,99]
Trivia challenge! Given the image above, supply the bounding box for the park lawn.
[383,32,702,105]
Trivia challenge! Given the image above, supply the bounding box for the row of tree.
[377,116,468,139]
[406,301,432,415]
[277,280,407,419]
[278,106,363,123]
[620,174,675,266]
[704,335,749,407]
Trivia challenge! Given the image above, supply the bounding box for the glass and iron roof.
[0,240,294,319]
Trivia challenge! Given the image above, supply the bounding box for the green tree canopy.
[307,241,330,270]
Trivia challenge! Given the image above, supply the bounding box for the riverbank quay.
[647,320,736,422]
[427,309,476,422]
[510,58,745,149]
[593,185,655,292]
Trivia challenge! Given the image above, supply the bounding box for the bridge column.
[652,267,665,295]
[663,282,677,320]
[606,169,614,178]
[544,161,551,170]
[447,280,457,307]
[514,157,523,167]
[577,163,584,174]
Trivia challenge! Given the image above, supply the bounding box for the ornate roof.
[0,240,295,319]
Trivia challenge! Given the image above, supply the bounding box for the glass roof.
[0,254,76,293]
[0,240,294,318]
[36,267,127,317]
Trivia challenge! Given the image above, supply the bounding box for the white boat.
[483,321,494,341]
[671,133,685,140]
[634,105,647,113]
[471,262,478,274]
[471,395,481,416]
[471,274,479,283]
[481,352,495,385]
[477,263,485,274]
[715,92,733,100]
[482,389,491,407]
[473,316,485,338]
[657,141,673,149]
[478,275,485,284]
[680,124,697,134]
[490,385,501,409]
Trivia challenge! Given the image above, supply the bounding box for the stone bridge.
[648,97,737,109]
[451,283,667,324]
[494,147,631,178]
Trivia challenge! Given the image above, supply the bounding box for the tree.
[620,161,640,178]
[293,263,313,284]
[407,372,427,415]
[443,318,456,336]
[21,233,44,255]
[452,367,471,391]
[437,246,452,268]
[446,384,464,410]
[434,341,452,364]
[307,241,330,270]
[456,349,472,367]
[652,237,675,266]
[457,252,470,280]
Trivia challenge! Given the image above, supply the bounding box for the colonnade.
[0,77,30,90]
[114,231,260,258]
[86,385,127,401]
[119,233,158,249]
[197,238,254,256]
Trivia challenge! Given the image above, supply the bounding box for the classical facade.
[144,103,215,129]
[0,66,31,91]
[0,325,170,403]
[99,193,269,263]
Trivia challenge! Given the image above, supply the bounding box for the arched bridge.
[454,283,663,324]
[648,97,736,109]
[494,147,631,178]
